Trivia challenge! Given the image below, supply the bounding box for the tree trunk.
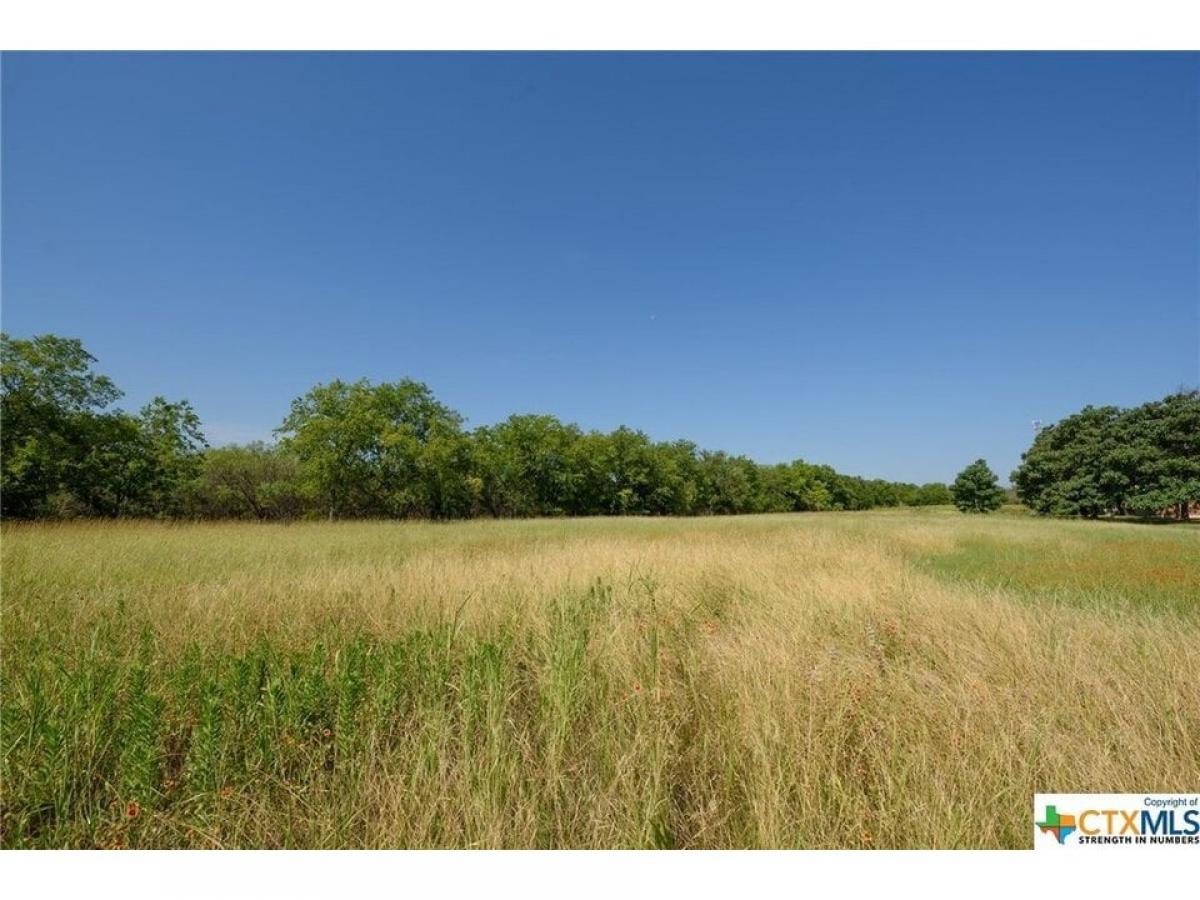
[1180,501,1190,521]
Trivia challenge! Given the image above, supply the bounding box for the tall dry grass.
[2,510,1196,848]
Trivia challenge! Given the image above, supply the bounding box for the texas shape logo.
[1036,804,1077,845]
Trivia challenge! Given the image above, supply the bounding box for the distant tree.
[827,473,873,511]
[790,462,834,511]
[60,409,147,516]
[277,378,470,519]
[132,397,207,516]
[951,459,1004,513]
[758,460,836,512]
[1010,406,1124,517]
[757,463,795,512]
[561,431,614,515]
[695,450,760,515]
[1012,391,1199,519]
[1,334,210,517]
[1114,390,1200,519]
[604,427,660,515]
[471,414,581,516]
[647,440,701,515]
[59,398,206,517]
[193,442,305,519]
[3,331,993,521]
[1,333,126,516]
[914,482,953,506]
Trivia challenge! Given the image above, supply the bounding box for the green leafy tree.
[1112,390,1200,518]
[471,414,582,516]
[695,451,760,515]
[277,378,470,519]
[645,440,700,515]
[192,442,305,520]
[827,473,872,511]
[67,410,150,516]
[133,397,207,516]
[1,334,208,517]
[757,460,835,512]
[1012,392,1199,519]
[913,482,953,506]
[1,333,123,516]
[604,427,659,515]
[3,331,987,521]
[951,459,1005,513]
[1011,406,1124,517]
[790,462,834,511]
[563,431,617,515]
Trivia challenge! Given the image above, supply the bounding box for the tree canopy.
[1,334,204,518]
[1012,390,1200,518]
[276,378,473,519]
[2,332,956,520]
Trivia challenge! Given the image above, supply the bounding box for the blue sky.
[3,52,1197,484]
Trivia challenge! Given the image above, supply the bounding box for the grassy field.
[2,508,1197,849]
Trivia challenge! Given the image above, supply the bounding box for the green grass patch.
[917,529,1199,618]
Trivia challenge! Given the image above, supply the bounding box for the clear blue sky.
[3,52,1197,484]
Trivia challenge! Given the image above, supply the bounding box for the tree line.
[1,333,953,520]
[1011,390,1200,519]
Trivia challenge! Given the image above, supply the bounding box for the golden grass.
[2,510,1196,848]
